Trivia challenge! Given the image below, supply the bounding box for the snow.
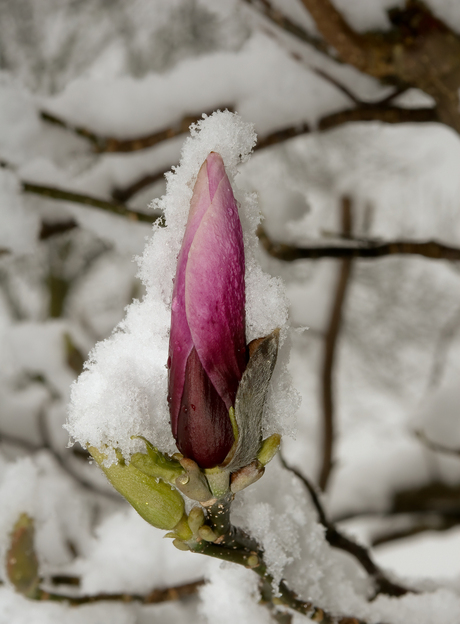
[0,453,92,583]
[373,527,460,581]
[67,111,297,463]
[2,1,460,622]
[0,169,38,255]
[75,508,203,595]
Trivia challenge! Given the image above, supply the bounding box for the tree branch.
[22,182,159,224]
[36,579,205,605]
[240,0,333,58]
[298,0,393,78]
[318,105,438,130]
[39,219,78,240]
[318,198,353,491]
[41,106,234,153]
[371,514,460,548]
[192,540,370,624]
[111,121,312,203]
[112,170,165,204]
[110,102,437,203]
[258,229,460,262]
[279,454,411,597]
[416,430,460,458]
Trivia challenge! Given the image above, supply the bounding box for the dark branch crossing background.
[1,1,460,623]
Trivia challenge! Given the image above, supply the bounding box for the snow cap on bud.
[168,152,246,469]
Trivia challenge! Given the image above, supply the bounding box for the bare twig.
[279,454,411,597]
[22,182,159,224]
[371,514,460,547]
[258,229,460,262]
[318,105,438,130]
[110,102,438,203]
[241,0,333,57]
[416,430,460,458]
[318,198,353,491]
[37,407,120,501]
[0,431,42,452]
[298,0,393,78]
[39,219,78,240]
[41,106,234,153]
[36,578,205,605]
[111,121,313,202]
[112,170,166,204]
[336,480,460,523]
[300,0,460,132]
[313,67,362,104]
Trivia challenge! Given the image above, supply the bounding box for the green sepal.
[130,436,184,484]
[89,446,184,530]
[171,513,194,541]
[225,329,280,472]
[257,433,281,466]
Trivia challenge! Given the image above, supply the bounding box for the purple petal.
[185,154,246,410]
[168,160,212,437]
[176,347,234,468]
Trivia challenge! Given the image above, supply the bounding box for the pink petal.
[168,160,212,436]
[185,155,246,410]
[176,347,234,468]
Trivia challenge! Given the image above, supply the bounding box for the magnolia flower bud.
[168,152,246,469]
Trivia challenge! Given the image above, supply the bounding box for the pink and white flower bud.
[168,152,246,468]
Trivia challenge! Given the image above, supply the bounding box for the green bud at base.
[130,436,184,484]
[6,513,39,599]
[257,433,281,466]
[89,446,184,530]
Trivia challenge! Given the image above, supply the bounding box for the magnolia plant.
[89,153,281,562]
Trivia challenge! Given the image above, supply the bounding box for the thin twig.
[371,514,460,547]
[37,407,120,501]
[279,454,411,597]
[313,67,362,104]
[111,121,313,202]
[36,578,205,605]
[194,539,370,624]
[0,431,42,452]
[41,106,234,153]
[241,0,333,58]
[318,198,353,491]
[112,170,165,203]
[22,182,159,224]
[318,105,438,130]
[258,228,460,262]
[375,86,409,106]
[40,219,79,240]
[416,430,460,458]
[110,102,437,203]
[298,0,393,79]
[335,481,460,523]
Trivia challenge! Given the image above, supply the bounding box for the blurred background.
[1,0,460,622]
